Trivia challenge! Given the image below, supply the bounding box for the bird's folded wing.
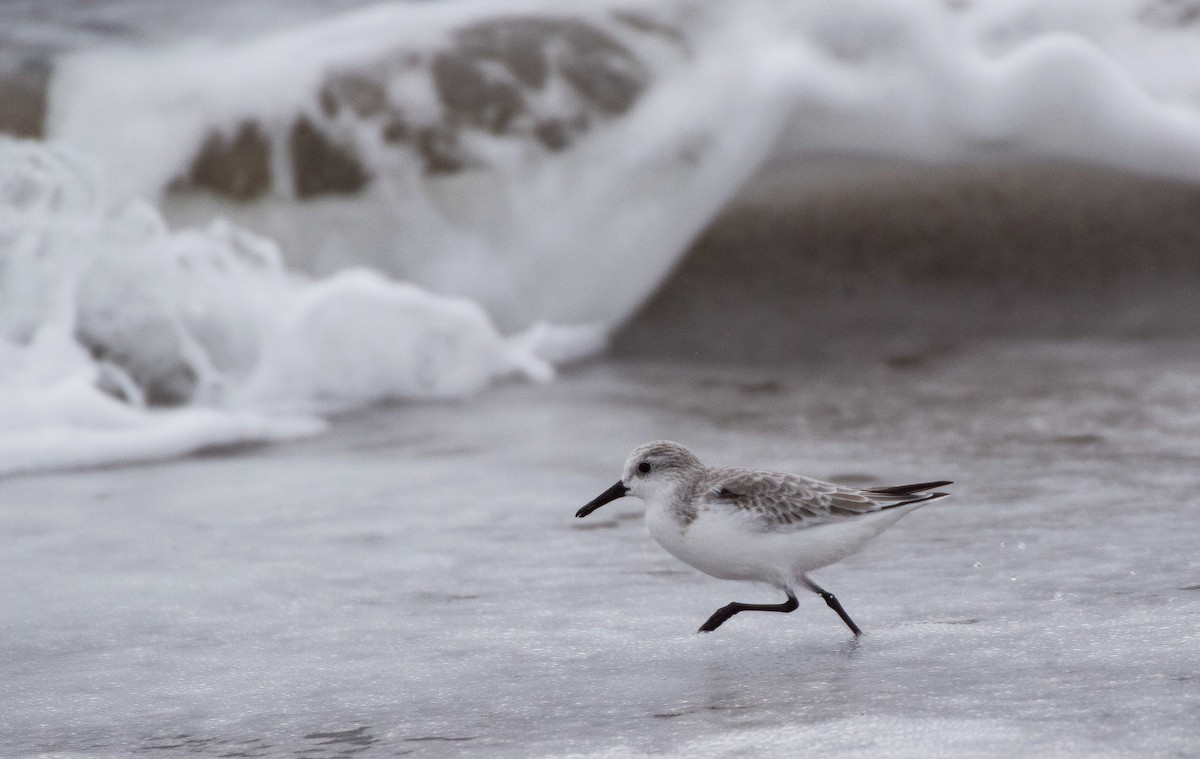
[702,468,883,530]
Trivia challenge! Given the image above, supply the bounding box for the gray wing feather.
[701,468,920,530]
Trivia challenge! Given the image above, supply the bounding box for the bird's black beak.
[576,481,629,518]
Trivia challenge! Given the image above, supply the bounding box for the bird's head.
[576,440,703,518]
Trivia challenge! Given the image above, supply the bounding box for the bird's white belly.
[645,505,783,584]
[646,502,901,588]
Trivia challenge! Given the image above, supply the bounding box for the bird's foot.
[697,604,739,633]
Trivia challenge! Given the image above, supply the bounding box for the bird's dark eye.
[638,461,652,474]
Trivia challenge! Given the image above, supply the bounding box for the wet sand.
[2,340,1199,757]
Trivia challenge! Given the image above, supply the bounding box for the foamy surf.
[32,0,1200,333]
[8,0,1200,476]
[0,137,600,476]
[42,1,794,330]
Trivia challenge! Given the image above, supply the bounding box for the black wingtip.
[866,480,953,496]
[879,490,951,510]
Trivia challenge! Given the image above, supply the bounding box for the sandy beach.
[4,340,1198,757]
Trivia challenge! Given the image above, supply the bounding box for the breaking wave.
[5,0,1200,473]
[0,138,600,475]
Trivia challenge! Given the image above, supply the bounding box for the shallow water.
[2,340,1199,757]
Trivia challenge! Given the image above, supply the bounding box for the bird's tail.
[866,481,952,509]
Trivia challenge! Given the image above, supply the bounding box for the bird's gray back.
[696,467,892,530]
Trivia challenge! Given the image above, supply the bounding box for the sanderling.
[576,441,950,635]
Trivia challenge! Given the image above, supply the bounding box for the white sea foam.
[0,137,598,476]
[41,0,800,330]
[40,0,1200,333]
[9,0,1200,474]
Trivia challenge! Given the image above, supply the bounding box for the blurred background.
[2,1,1199,757]
[6,0,1200,471]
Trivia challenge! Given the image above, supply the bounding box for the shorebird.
[576,441,950,634]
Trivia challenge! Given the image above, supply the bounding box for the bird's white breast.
[645,496,923,589]
[645,500,785,585]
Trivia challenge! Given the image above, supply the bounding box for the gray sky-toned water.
[3,339,1197,757]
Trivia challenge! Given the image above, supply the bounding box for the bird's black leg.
[697,592,798,633]
[803,577,862,636]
